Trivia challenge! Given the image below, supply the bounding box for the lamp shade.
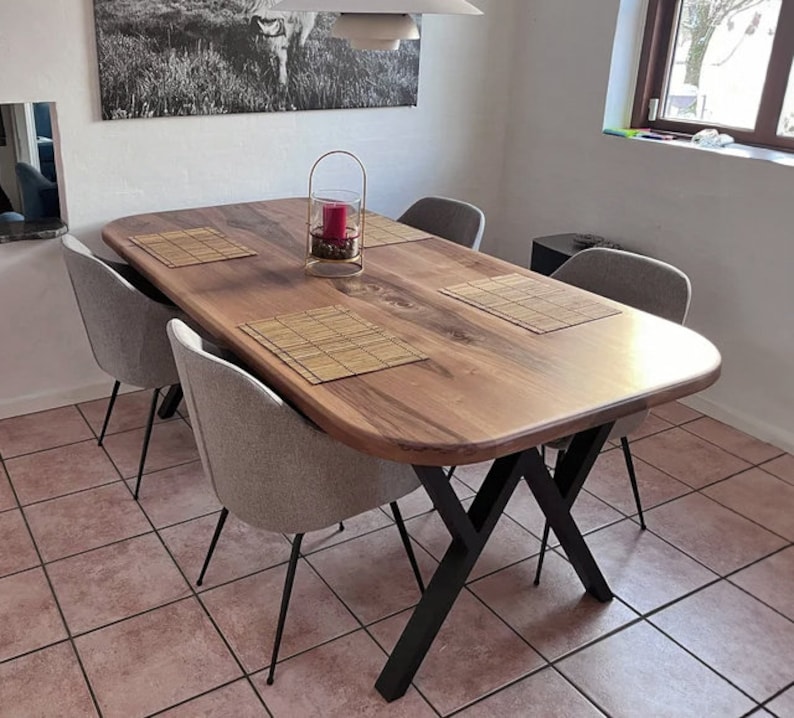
[332,14,420,51]
[271,0,482,13]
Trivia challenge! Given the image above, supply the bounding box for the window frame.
[632,0,794,151]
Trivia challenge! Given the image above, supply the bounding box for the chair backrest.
[167,319,419,534]
[398,196,485,252]
[61,235,179,389]
[15,162,59,219]
[551,247,692,324]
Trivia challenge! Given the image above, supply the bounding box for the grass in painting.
[93,0,420,119]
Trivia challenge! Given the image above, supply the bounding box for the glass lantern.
[305,151,366,278]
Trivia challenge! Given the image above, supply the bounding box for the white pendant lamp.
[271,0,483,51]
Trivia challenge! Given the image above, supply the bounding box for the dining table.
[102,197,722,702]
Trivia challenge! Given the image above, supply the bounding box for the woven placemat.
[130,227,256,268]
[365,212,431,247]
[240,305,427,384]
[441,273,621,334]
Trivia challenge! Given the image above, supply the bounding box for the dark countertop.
[0,218,68,243]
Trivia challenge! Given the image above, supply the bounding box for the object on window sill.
[691,128,735,149]
[604,127,678,141]
[571,234,623,250]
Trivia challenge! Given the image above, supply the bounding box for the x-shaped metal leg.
[375,422,614,702]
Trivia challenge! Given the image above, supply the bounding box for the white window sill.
[602,131,794,167]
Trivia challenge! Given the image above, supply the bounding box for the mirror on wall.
[0,102,67,240]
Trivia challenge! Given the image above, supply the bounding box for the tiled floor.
[0,391,792,717]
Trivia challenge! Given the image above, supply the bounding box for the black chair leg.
[267,533,303,686]
[446,466,457,481]
[157,384,183,419]
[621,436,646,530]
[390,501,425,594]
[533,449,564,586]
[197,508,229,586]
[338,521,345,532]
[533,523,551,586]
[133,388,160,500]
[97,380,121,447]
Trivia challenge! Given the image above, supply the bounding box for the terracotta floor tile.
[0,509,39,578]
[102,420,198,480]
[369,590,545,715]
[0,463,17,512]
[585,447,691,517]
[582,519,716,614]
[75,598,240,718]
[683,417,783,464]
[631,428,751,488]
[307,526,435,624]
[0,406,92,459]
[450,460,493,491]
[730,547,794,620]
[202,561,359,673]
[78,388,174,437]
[157,680,267,717]
[48,533,190,634]
[394,478,473,520]
[0,642,97,718]
[557,622,754,718]
[0,568,66,661]
[761,454,794,486]
[651,401,702,425]
[471,552,637,660]
[160,511,292,590]
[704,468,794,540]
[628,412,674,440]
[5,440,118,505]
[646,493,787,575]
[302,508,394,555]
[767,686,794,717]
[505,480,623,544]
[252,631,436,717]
[24,483,151,562]
[125,460,220,528]
[455,667,605,717]
[407,498,539,581]
[650,581,794,701]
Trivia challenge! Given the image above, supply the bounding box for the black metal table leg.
[157,384,183,419]
[375,424,615,703]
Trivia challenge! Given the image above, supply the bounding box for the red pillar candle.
[322,203,348,242]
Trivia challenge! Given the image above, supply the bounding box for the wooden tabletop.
[102,198,721,466]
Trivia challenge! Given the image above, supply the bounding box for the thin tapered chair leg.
[97,380,121,446]
[621,436,646,530]
[197,508,229,586]
[534,449,564,586]
[390,501,425,594]
[338,521,345,532]
[533,522,551,586]
[267,533,303,686]
[446,466,457,480]
[133,388,160,500]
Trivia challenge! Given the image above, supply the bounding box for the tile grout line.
[2,471,106,718]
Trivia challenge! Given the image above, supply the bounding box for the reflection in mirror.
[0,102,67,242]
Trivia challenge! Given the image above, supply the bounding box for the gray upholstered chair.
[398,196,485,252]
[400,196,486,483]
[534,247,692,583]
[166,319,426,685]
[62,235,182,499]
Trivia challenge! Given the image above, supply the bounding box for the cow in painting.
[244,0,317,87]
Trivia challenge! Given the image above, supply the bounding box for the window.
[633,0,794,150]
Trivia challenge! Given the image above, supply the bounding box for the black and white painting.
[93,0,421,119]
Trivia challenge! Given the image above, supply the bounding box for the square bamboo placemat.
[365,212,432,247]
[240,305,427,384]
[441,273,621,334]
[130,227,257,268]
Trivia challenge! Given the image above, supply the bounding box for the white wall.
[496,0,794,451]
[0,0,516,418]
